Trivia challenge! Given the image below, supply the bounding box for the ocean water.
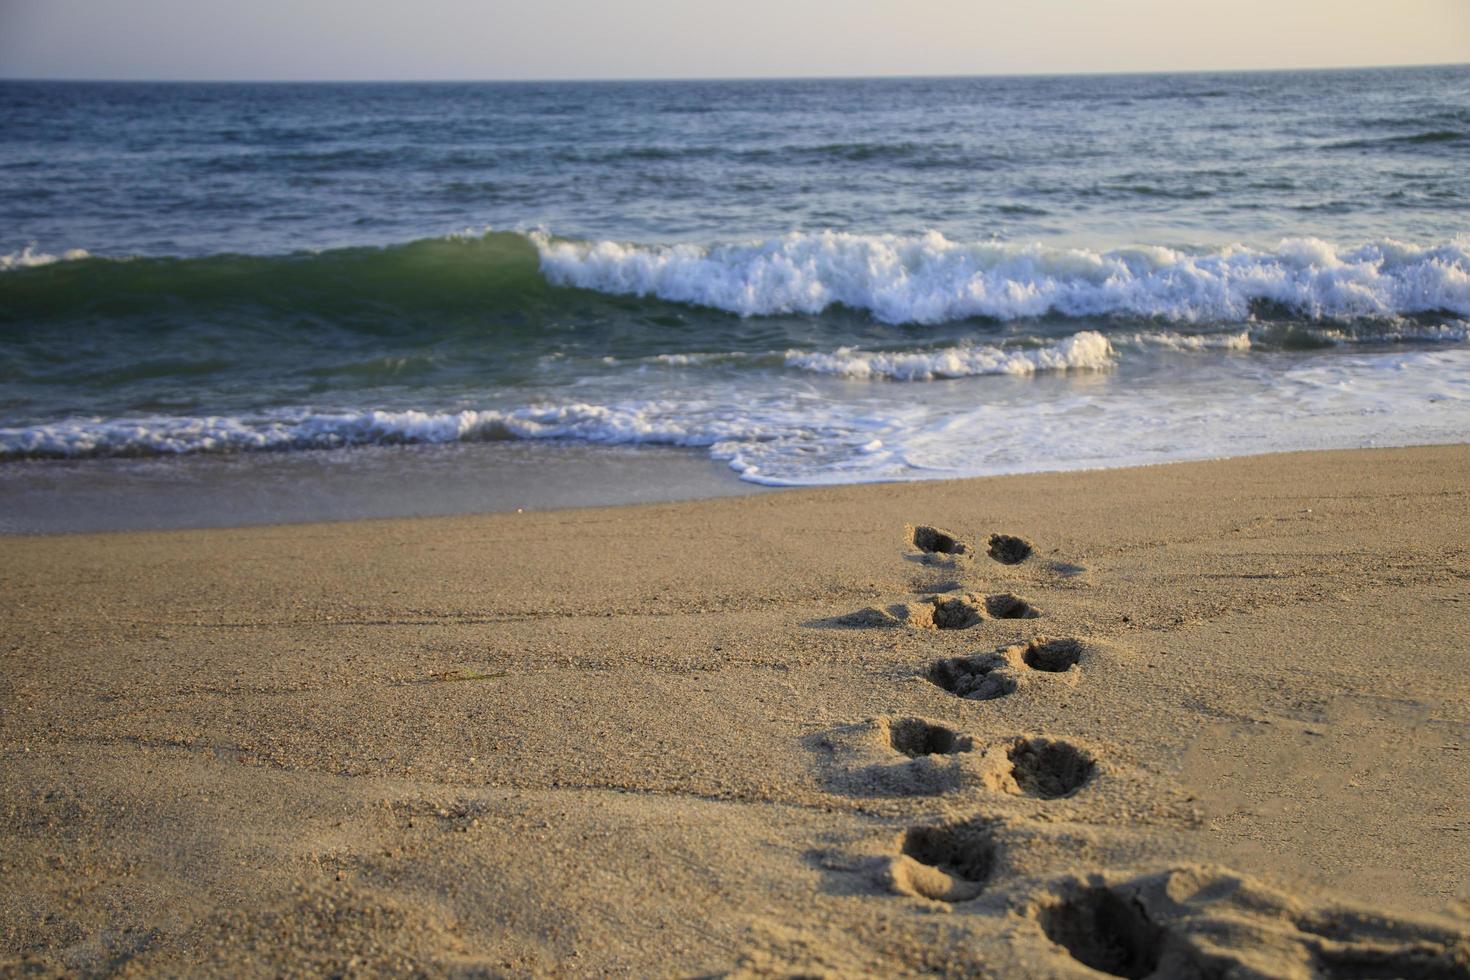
[2,67,1468,525]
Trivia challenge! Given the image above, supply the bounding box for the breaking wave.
[534,230,1470,325]
[5,230,1468,329]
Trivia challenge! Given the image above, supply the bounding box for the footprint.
[807,718,979,797]
[1032,868,1470,979]
[911,525,968,555]
[929,638,1088,699]
[1294,910,1470,980]
[933,592,1042,627]
[928,651,1020,701]
[1022,636,1084,672]
[829,593,1041,631]
[888,717,974,758]
[890,818,998,903]
[1002,737,1096,799]
[931,594,986,629]
[985,593,1040,619]
[987,533,1035,565]
[1036,886,1163,979]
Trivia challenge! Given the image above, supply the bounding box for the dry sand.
[2,444,1468,977]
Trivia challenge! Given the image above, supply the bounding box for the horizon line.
[2,58,1467,86]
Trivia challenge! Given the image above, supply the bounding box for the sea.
[2,66,1468,531]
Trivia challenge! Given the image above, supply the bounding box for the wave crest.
[533,230,1470,325]
[0,245,91,271]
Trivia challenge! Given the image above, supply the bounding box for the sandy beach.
[2,444,1468,977]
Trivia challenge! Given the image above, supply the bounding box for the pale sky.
[1,0,1466,81]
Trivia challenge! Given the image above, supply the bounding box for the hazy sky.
[1,0,1467,81]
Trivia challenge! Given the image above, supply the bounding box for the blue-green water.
[2,67,1468,494]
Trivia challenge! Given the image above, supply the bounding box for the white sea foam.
[0,404,767,461]
[7,346,1469,485]
[784,330,1114,380]
[1121,330,1253,351]
[0,245,90,271]
[650,351,754,367]
[532,230,1470,325]
[0,410,503,459]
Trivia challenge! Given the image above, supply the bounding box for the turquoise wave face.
[0,232,547,323]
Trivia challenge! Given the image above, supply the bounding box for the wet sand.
[2,445,1468,976]
[0,440,769,536]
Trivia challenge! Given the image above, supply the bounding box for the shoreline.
[5,437,1470,537]
[2,443,1468,974]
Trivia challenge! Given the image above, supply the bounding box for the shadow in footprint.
[1038,887,1163,979]
[892,818,998,903]
[1033,868,1470,980]
[1314,946,1470,980]
[988,533,1034,564]
[1006,738,1095,799]
[1294,911,1470,980]
[929,653,1019,701]
[986,593,1040,619]
[932,595,985,629]
[889,718,974,758]
[912,525,968,555]
[1023,637,1084,672]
